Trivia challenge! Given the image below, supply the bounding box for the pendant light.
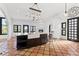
[64,3,68,16]
[29,3,42,21]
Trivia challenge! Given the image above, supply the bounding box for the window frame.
[0,17,8,35]
[23,25,29,33]
[61,22,66,36]
[30,26,36,33]
[13,25,21,33]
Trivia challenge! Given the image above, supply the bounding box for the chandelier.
[29,3,42,21]
[64,3,79,17]
[68,6,79,17]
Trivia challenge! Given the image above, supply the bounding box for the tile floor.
[0,38,79,56]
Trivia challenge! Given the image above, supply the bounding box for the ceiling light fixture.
[29,3,42,21]
[64,3,68,16]
[29,3,42,13]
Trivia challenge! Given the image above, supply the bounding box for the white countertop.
[28,32,47,39]
[15,32,47,39]
[28,33,40,39]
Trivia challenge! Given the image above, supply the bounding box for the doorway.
[49,25,52,39]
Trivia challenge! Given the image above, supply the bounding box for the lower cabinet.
[17,34,48,49]
[17,35,27,50]
[40,34,48,44]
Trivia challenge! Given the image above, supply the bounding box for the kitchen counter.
[16,33,48,49]
[16,32,47,39]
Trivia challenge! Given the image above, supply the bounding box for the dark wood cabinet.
[16,34,48,49]
[27,34,48,48]
[40,34,48,44]
[67,17,79,41]
[17,35,27,49]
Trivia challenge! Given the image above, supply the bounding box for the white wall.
[53,15,67,39]
[0,9,4,17]
[42,12,67,39]
[12,19,34,35]
[12,18,46,36]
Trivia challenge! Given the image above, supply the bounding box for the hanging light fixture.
[68,6,79,17]
[29,3,42,21]
[29,3,42,13]
[64,3,68,16]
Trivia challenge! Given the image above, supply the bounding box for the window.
[39,29,43,32]
[68,18,78,40]
[23,25,29,33]
[30,26,36,32]
[61,22,66,36]
[0,17,8,35]
[13,25,21,33]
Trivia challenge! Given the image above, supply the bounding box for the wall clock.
[68,6,79,17]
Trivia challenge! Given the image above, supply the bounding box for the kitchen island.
[17,33,48,49]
